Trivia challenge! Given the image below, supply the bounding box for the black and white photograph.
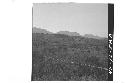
[3,0,125,82]
[32,3,112,81]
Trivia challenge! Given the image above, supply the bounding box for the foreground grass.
[32,33,108,81]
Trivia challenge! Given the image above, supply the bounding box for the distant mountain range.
[84,34,105,39]
[32,27,106,39]
[32,27,53,34]
[57,31,80,36]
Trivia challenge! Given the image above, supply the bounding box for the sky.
[33,3,108,37]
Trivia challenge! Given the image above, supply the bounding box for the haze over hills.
[32,27,106,39]
[84,34,106,39]
[57,31,81,36]
[32,27,53,34]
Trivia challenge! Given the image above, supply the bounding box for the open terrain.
[32,31,108,81]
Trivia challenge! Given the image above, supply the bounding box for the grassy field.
[32,33,108,81]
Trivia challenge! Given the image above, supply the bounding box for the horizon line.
[32,26,108,38]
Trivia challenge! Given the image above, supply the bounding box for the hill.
[57,31,81,36]
[32,33,108,81]
[32,27,53,34]
[84,34,106,39]
[32,27,106,39]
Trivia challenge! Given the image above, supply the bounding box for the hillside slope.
[32,33,108,81]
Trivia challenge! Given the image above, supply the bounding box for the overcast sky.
[33,3,108,37]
